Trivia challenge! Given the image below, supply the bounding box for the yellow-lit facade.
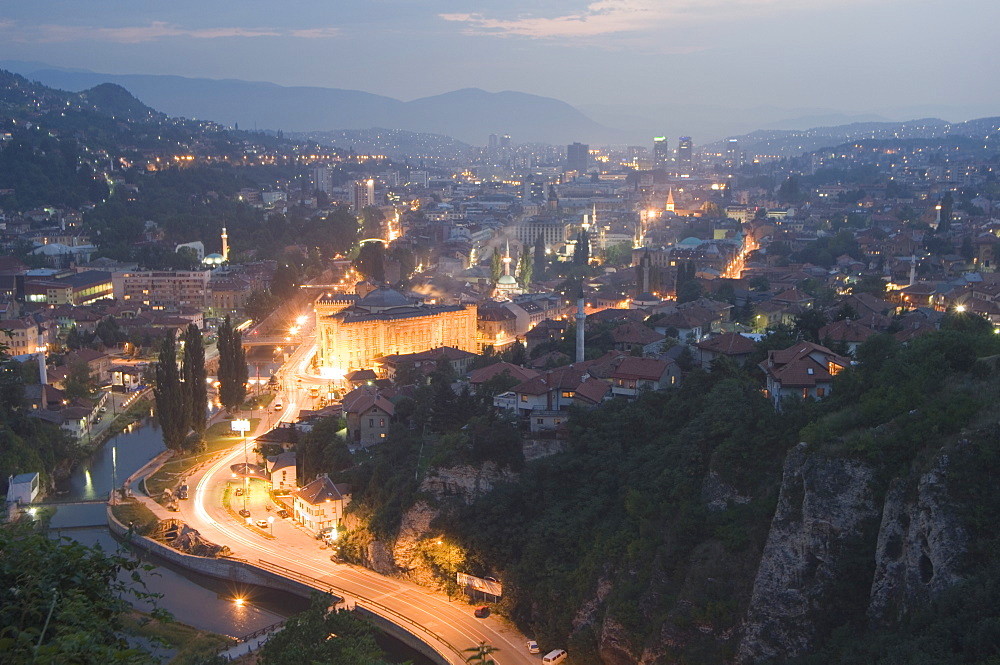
[315,289,477,374]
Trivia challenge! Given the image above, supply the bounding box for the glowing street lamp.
[231,418,251,514]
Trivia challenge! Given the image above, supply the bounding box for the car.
[473,606,489,618]
[234,487,244,496]
[526,641,540,654]
[255,519,270,529]
[276,509,289,518]
[166,504,179,512]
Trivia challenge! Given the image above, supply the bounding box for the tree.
[533,233,546,280]
[490,249,502,282]
[216,316,247,413]
[573,229,591,266]
[793,309,828,344]
[517,249,533,288]
[354,241,386,283]
[465,642,500,665]
[182,323,207,435]
[63,360,97,401]
[0,521,162,664]
[258,594,391,665]
[154,334,189,451]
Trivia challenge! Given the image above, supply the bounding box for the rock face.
[418,462,516,505]
[737,443,880,664]
[868,453,968,624]
[347,463,515,584]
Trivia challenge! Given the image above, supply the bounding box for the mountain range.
[1,62,624,146]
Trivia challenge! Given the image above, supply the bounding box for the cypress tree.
[154,334,189,451]
[182,323,207,434]
[218,315,247,413]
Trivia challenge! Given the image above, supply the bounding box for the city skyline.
[1,0,998,142]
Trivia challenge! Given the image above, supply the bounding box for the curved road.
[176,342,539,665]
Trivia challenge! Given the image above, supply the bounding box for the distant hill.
[8,66,625,145]
[702,116,1000,159]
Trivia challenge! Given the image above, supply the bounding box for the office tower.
[653,136,670,170]
[677,137,693,176]
[725,138,740,169]
[566,142,589,174]
[312,165,333,194]
[352,178,375,211]
[499,134,511,150]
[488,134,498,158]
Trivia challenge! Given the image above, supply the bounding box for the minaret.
[503,239,512,278]
[909,253,917,286]
[36,335,47,385]
[221,226,229,262]
[575,288,586,364]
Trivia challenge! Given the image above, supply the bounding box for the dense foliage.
[0,521,161,664]
[217,316,247,413]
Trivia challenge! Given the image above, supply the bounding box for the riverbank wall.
[106,507,454,665]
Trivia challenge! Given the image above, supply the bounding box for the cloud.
[440,0,843,38]
[0,21,340,44]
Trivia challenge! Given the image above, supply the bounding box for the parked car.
[526,640,540,654]
[255,519,270,529]
[234,487,244,496]
[473,606,489,618]
[177,485,189,500]
[276,509,289,518]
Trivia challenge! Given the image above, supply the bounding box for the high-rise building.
[488,134,498,158]
[312,165,333,195]
[653,136,670,170]
[677,137,693,176]
[352,178,375,211]
[566,142,589,174]
[725,138,741,169]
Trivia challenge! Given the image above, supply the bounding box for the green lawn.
[145,418,260,504]
[111,499,160,535]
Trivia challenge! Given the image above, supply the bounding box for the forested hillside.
[332,315,1000,664]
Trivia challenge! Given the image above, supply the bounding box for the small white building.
[6,472,40,505]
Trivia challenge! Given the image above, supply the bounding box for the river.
[48,415,432,663]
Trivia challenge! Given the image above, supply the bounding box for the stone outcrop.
[737,443,880,664]
[418,462,516,504]
[868,452,967,624]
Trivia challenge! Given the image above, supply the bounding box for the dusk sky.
[2,1,998,138]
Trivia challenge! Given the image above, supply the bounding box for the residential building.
[759,342,850,409]
[342,385,395,447]
[112,269,211,310]
[291,476,351,536]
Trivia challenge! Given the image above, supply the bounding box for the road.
[173,300,540,665]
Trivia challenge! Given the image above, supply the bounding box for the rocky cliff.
[736,443,969,664]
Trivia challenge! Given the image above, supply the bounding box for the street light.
[231,418,251,516]
[267,515,274,535]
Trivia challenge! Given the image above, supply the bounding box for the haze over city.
[2,0,998,141]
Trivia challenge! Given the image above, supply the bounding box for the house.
[648,309,707,343]
[759,342,850,409]
[499,361,612,431]
[6,472,40,505]
[376,346,478,381]
[341,386,394,447]
[609,356,680,399]
[291,476,351,537]
[694,332,757,370]
[468,362,539,394]
[524,319,567,354]
[818,319,879,355]
[265,451,298,491]
[610,321,665,355]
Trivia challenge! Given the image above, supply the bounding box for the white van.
[274,398,283,411]
[542,649,567,664]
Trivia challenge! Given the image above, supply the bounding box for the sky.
[1,1,998,137]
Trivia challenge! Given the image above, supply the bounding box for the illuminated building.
[566,142,589,174]
[352,178,375,211]
[315,285,477,375]
[653,136,670,170]
[677,136,693,176]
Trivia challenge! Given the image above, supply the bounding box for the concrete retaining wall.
[107,506,452,664]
